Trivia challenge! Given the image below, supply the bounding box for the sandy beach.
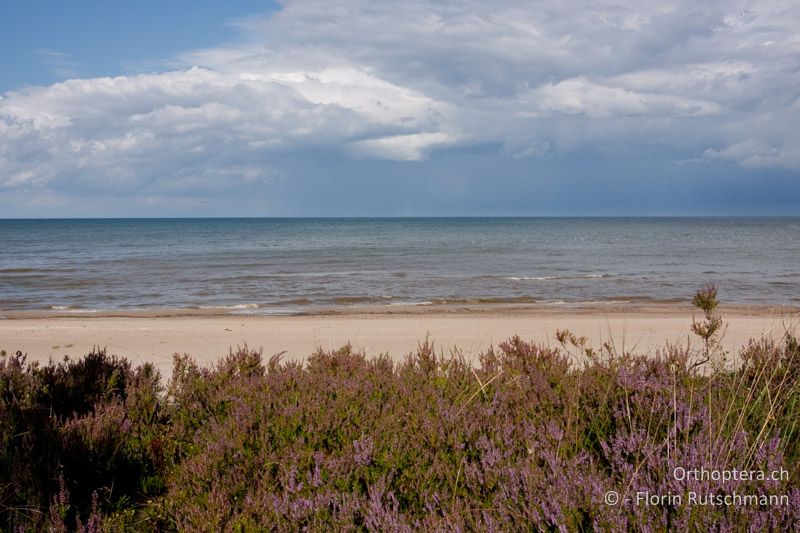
[2,303,797,378]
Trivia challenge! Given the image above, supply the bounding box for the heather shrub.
[2,333,799,531]
[34,350,131,419]
[0,350,167,530]
[154,336,799,531]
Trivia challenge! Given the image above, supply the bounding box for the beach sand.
[1,303,797,379]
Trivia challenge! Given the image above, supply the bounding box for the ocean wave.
[429,296,539,305]
[198,303,260,310]
[273,298,313,306]
[49,306,99,313]
[506,274,609,281]
[547,300,629,305]
[330,296,393,305]
[230,308,300,316]
[1,267,78,274]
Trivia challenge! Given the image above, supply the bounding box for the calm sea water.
[1,218,798,312]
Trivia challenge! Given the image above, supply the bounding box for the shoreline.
[2,302,797,379]
[2,300,798,320]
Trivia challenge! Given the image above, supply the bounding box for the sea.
[1,218,798,313]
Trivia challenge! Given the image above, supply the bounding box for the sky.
[1,0,799,217]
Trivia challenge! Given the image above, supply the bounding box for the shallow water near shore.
[1,217,799,311]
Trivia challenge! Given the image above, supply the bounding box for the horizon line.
[2,215,799,221]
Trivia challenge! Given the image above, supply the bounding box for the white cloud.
[705,139,800,169]
[1,0,800,196]
[350,132,455,161]
[524,77,721,119]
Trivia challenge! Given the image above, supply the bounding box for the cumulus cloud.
[705,139,800,169]
[1,0,799,198]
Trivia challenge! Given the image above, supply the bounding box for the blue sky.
[0,2,279,91]
[1,0,799,217]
